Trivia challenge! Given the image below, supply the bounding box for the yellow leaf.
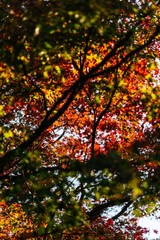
[4,130,13,139]
[145,73,151,80]
[61,76,65,83]
[151,93,156,100]
[119,79,125,87]
[149,62,157,70]
[129,177,143,199]
[132,187,143,199]
[95,95,100,105]
[55,65,61,74]
[123,95,128,101]
[43,71,49,78]
[0,105,5,116]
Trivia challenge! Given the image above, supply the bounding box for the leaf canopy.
[0,0,160,238]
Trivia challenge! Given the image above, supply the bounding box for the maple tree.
[0,0,160,238]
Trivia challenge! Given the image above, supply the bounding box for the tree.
[0,0,160,238]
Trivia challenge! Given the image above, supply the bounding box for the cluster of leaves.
[0,202,34,239]
[0,0,160,238]
[0,202,149,240]
[61,217,149,240]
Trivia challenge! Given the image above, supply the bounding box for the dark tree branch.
[0,73,87,173]
[88,29,133,77]
[112,200,133,220]
[0,30,134,172]
[89,24,159,79]
[72,28,92,74]
[0,24,158,176]
[87,196,131,220]
[72,58,80,72]
[91,75,118,157]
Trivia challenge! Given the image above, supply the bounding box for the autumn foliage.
[0,0,160,239]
